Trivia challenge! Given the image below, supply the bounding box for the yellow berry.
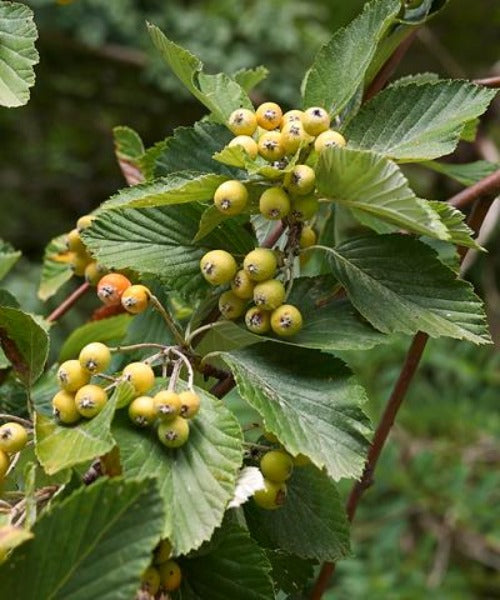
[123,362,155,395]
[84,261,108,286]
[200,250,237,286]
[299,226,317,249]
[214,180,248,216]
[0,450,9,480]
[52,390,80,425]
[284,164,316,196]
[231,269,255,300]
[154,538,173,565]
[228,108,257,136]
[79,342,111,374]
[281,109,304,126]
[281,121,308,155]
[256,102,283,130]
[128,396,156,427]
[314,130,346,153]
[141,566,160,595]
[260,450,294,483]
[178,390,201,419]
[258,131,285,161]
[66,228,86,254]
[228,135,258,159]
[253,279,286,310]
[303,106,331,136]
[270,305,303,337]
[245,306,271,334]
[57,360,91,392]
[69,252,92,277]
[75,385,107,418]
[0,423,28,454]
[243,248,278,282]
[219,290,246,320]
[76,214,96,232]
[157,417,189,449]
[121,284,151,314]
[291,195,320,221]
[158,559,182,592]
[253,479,287,510]
[259,187,290,220]
[153,390,182,421]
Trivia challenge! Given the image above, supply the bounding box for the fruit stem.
[0,414,32,428]
[46,282,90,323]
[149,295,186,347]
[169,348,195,389]
[185,321,227,346]
[109,342,167,353]
[167,359,182,392]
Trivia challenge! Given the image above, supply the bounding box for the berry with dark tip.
[0,423,28,454]
[75,385,107,418]
[154,391,182,421]
[259,187,291,220]
[253,279,286,310]
[157,416,189,449]
[245,306,271,334]
[200,250,237,286]
[79,342,111,374]
[303,106,331,136]
[219,290,246,320]
[243,248,278,282]
[256,102,283,130]
[231,269,255,300]
[128,396,156,427]
[228,108,257,136]
[214,180,248,216]
[253,479,287,510]
[270,304,303,337]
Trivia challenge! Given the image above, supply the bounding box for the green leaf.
[38,235,73,301]
[113,384,243,555]
[223,343,371,481]
[0,306,49,386]
[233,65,269,92]
[102,172,227,210]
[302,0,400,117]
[0,526,33,557]
[192,205,231,243]
[317,146,449,239]
[246,466,350,562]
[422,160,500,187]
[389,72,440,87]
[155,122,239,178]
[0,2,39,107]
[113,125,146,184]
[59,314,131,362]
[345,81,497,161]
[0,478,164,600]
[181,521,275,600]
[265,550,314,596]
[0,240,21,280]
[428,201,481,250]
[82,203,256,298]
[148,24,252,123]
[322,234,491,344]
[35,383,133,474]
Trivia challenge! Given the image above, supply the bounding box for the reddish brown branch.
[448,169,500,209]
[46,282,91,323]
[473,75,500,88]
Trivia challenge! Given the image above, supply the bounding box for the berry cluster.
[140,539,182,597]
[200,247,303,337]
[0,422,29,487]
[63,214,108,285]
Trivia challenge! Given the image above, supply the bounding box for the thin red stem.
[46,282,91,323]
[448,169,500,209]
[473,75,500,88]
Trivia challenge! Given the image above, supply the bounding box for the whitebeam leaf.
[223,343,372,481]
[316,146,449,239]
[322,234,491,344]
[345,81,497,161]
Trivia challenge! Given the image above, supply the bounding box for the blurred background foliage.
[0,0,499,597]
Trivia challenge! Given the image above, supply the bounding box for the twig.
[448,169,500,209]
[46,282,90,323]
[149,295,185,347]
[0,414,32,428]
[473,75,500,88]
[210,375,236,398]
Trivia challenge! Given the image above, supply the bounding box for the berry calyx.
[299,226,317,248]
[178,390,201,419]
[128,396,156,427]
[270,304,303,337]
[258,131,285,161]
[76,214,96,232]
[219,290,246,320]
[200,250,237,286]
[0,450,9,480]
[79,342,111,374]
[66,229,86,254]
[141,566,160,595]
[256,102,283,131]
[281,121,308,155]
[123,362,155,395]
[97,273,132,306]
[314,130,346,153]
[84,261,107,286]
[57,360,91,392]
[303,106,331,136]
[154,391,182,421]
[157,416,190,449]
[243,248,278,282]
[253,279,286,310]
[228,108,257,136]
[154,538,173,565]
[0,422,28,454]
[158,559,182,592]
[291,195,320,221]
[231,269,255,300]
[260,450,294,483]
[284,164,316,196]
[259,187,291,220]
[75,385,107,418]
[228,135,258,159]
[214,180,248,216]
[52,390,80,425]
[121,284,151,314]
[245,306,271,334]
[253,478,287,510]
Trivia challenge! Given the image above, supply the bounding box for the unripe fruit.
[75,385,107,418]
[281,109,304,126]
[231,269,255,300]
[228,108,257,136]
[214,180,248,216]
[299,226,317,249]
[84,261,107,286]
[66,228,86,254]
[0,423,28,454]
[128,396,156,427]
[52,390,80,425]
[0,450,9,480]
[228,135,258,159]
[200,250,237,286]
[141,566,160,595]
[258,131,285,161]
[314,130,346,153]
[263,431,279,443]
[57,360,91,392]
[158,559,182,592]
[292,453,311,467]
[256,102,283,131]
[303,106,331,136]
[271,304,303,337]
[245,306,271,334]
[69,252,92,277]
[291,195,320,221]
[284,164,316,196]
[76,214,96,232]
[79,342,111,374]
[219,290,246,320]
[97,273,132,306]
[154,538,173,565]
[243,248,278,282]
[253,279,286,310]
[281,121,308,155]
[123,362,155,395]
[154,391,182,421]
[259,187,290,220]
[178,390,201,419]
[253,478,287,510]
[260,450,294,483]
[157,416,189,449]
[121,284,151,314]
